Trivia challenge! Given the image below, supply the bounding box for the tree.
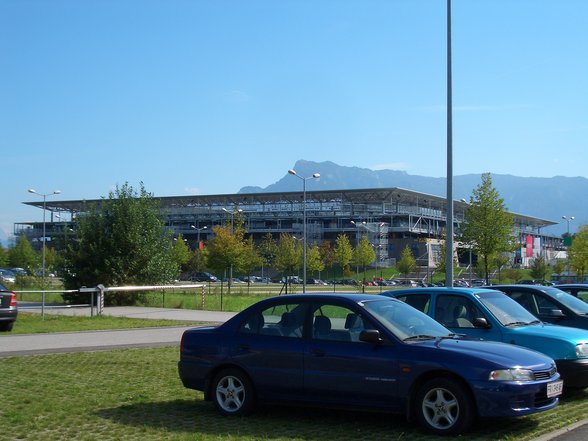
[334,234,353,277]
[319,240,336,279]
[493,253,511,283]
[529,255,550,281]
[436,234,457,277]
[186,246,209,273]
[0,244,8,267]
[274,233,302,279]
[397,245,417,279]
[206,224,246,290]
[460,173,517,285]
[8,236,39,272]
[353,236,376,283]
[62,182,179,305]
[172,235,191,272]
[306,244,325,278]
[568,224,588,281]
[258,233,278,275]
[241,236,264,287]
[553,259,566,277]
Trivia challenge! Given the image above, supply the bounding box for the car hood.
[417,337,555,369]
[510,322,588,344]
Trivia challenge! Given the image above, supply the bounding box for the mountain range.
[240,160,586,236]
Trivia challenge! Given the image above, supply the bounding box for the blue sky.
[1,0,587,242]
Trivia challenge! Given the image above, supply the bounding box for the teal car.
[382,287,588,388]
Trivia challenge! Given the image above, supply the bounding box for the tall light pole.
[190,225,208,248]
[221,207,242,291]
[28,188,61,319]
[351,220,366,278]
[445,0,454,287]
[288,169,320,293]
[562,215,575,281]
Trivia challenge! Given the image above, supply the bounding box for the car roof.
[257,293,390,303]
[384,287,503,295]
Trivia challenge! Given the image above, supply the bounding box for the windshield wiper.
[504,321,533,327]
[403,335,437,342]
[436,333,462,340]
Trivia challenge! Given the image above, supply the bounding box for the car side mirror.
[473,317,491,329]
[359,329,384,344]
[549,309,565,318]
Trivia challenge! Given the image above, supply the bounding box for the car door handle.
[310,349,326,357]
[237,344,251,352]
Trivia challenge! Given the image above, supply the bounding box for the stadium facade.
[16,187,562,271]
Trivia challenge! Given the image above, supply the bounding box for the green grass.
[7,312,200,334]
[1,347,587,441]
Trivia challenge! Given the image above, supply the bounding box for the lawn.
[1,347,588,441]
[8,312,202,334]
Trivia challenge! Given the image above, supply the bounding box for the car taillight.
[10,293,17,307]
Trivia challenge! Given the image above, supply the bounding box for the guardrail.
[14,284,206,319]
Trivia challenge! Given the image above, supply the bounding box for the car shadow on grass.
[94,398,548,440]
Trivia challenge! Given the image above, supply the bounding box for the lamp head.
[288,169,297,176]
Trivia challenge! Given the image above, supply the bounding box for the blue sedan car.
[179,294,562,435]
[382,287,588,388]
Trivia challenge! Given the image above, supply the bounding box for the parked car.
[556,284,588,301]
[517,279,552,286]
[0,268,16,284]
[382,287,588,388]
[179,293,562,435]
[490,285,588,330]
[186,272,219,282]
[392,279,418,287]
[0,282,18,332]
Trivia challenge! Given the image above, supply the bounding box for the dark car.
[0,282,18,332]
[179,293,562,435]
[186,272,219,282]
[491,284,588,330]
[556,284,588,301]
[383,287,588,388]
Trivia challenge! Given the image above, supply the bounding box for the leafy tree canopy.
[62,182,179,299]
[460,173,516,284]
[397,245,417,278]
[569,224,588,280]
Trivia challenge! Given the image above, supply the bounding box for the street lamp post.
[221,207,243,294]
[288,169,320,294]
[190,225,208,248]
[562,215,575,281]
[28,188,61,319]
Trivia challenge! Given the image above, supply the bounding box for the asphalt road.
[0,305,237,357]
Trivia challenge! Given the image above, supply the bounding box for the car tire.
[415,377,474,435]
[211,368,255,416]
[0,321,14,332]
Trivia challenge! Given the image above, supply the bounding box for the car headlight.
[489,368,534,381]
[576,343,588,358]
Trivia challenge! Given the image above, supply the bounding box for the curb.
[534,419,588,441]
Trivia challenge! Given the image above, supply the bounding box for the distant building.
[16,187,561,272]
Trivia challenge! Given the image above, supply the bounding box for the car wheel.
[211,368,255,416]
[0,321,14,332]
[415,377,474,435]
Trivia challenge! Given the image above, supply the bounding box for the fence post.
[201,285,205,310]
[96,284,105,316]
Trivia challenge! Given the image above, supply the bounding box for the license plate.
[547,380,564,398]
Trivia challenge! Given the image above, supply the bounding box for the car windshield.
[476,290,539,326]
[362,298,450,341]
[547,288,588,315]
